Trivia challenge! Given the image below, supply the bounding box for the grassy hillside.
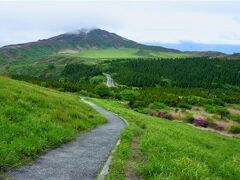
[62,48,142,59]
[0,48,193,80]
[0,29,179,65]
[90,98,240,179]
[0,76,106,173]
[60,48,191,60]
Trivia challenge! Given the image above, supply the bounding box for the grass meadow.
[58,48,193,60]
[90,98,240,180]
[0,76,106,173]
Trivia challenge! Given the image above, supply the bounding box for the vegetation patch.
[90,98,240,179]
[0,77,106,173]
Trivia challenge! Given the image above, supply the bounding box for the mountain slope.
[0,76,106,173]
[0,29,179,63]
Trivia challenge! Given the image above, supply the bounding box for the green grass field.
[0,76,106,173]
[69,48,142,59]
[59,48,193,61]
[0,48,194,75]
[90,98,240,180]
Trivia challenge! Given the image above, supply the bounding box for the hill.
[0,76,106,173]
[0,29,180,64]
[90,98,240,179]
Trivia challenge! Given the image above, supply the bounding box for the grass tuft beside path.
[0,77,106,173]
[90,98,240,180]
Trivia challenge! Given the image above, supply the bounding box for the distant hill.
[225,53,240,60]
[187,51,226,57]
[147,41,240,54]
[0,29,179,63]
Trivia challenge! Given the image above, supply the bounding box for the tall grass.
[0,77,106,173]
[90,98,240,179]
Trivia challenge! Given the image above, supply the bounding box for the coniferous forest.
[108,58,240,88]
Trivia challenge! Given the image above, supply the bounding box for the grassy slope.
[61,48,193,60]
[0,76,106,173]
[0,48,193,77]
[67,48,142,59]
[90,98,240,180]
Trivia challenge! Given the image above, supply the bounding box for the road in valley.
[103,73,115,87]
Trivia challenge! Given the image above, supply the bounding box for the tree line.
[108,58,240,88]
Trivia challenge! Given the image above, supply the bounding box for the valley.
[0,28,240,179]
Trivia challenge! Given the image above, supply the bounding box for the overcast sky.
[0,0,240,47]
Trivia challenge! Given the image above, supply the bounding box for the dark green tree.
[95,84,110,97]
[120,90,139,106]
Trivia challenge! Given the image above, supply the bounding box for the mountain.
[0,29,179,63]
[146,41,240,54]
[225,53,240,60]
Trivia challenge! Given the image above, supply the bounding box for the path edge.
[97,113,128,180]
[80,97,129,179]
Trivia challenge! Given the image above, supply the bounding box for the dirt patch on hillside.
[125,137,142,180]
[58,49,79,54]
[228,107,240,115]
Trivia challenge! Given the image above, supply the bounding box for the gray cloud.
[0,0,240,47]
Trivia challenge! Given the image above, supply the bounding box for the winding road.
[8,99,126,180]
[103,73,115,87]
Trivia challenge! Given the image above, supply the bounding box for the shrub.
[230,114,240,123]
[95,84,110,97]
[158,111,165,118]
[134,107,150,114]
[229,125,240,134]
[178,102,192,109]
[148,111,157,116]
[184,113,194,124]
[90,75,105,84]
[131,101,146,108]
[149,102,167,110]
[205,105,229,118]
[40,82,47,87]
[48,64,55,69]
[163,113,174,120]
[194,117,208,128]
[120,90,140,106]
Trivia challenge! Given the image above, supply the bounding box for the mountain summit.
[0,28,179,62]
[48,28,141,49]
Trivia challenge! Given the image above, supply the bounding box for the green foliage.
[48,64,55,70]
[131,100,146,108]
[134,87,240,109]
[0,76,106,172]
[89,75,105,84]
[184,113,194,123]
[177,102,192,109]
[95,84,110,97]
[149,102,167,109]
[62,63,102,82]
[68,48,142,59]
[205,105,230,118]
[230,114,240,123]
[109,58,240,88]
[120,90,140,105]
[91,98,240,179]
[229,125,240,134]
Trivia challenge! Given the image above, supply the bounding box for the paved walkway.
[8,99,126,180]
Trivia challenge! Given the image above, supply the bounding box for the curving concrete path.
[8,99,126,180]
